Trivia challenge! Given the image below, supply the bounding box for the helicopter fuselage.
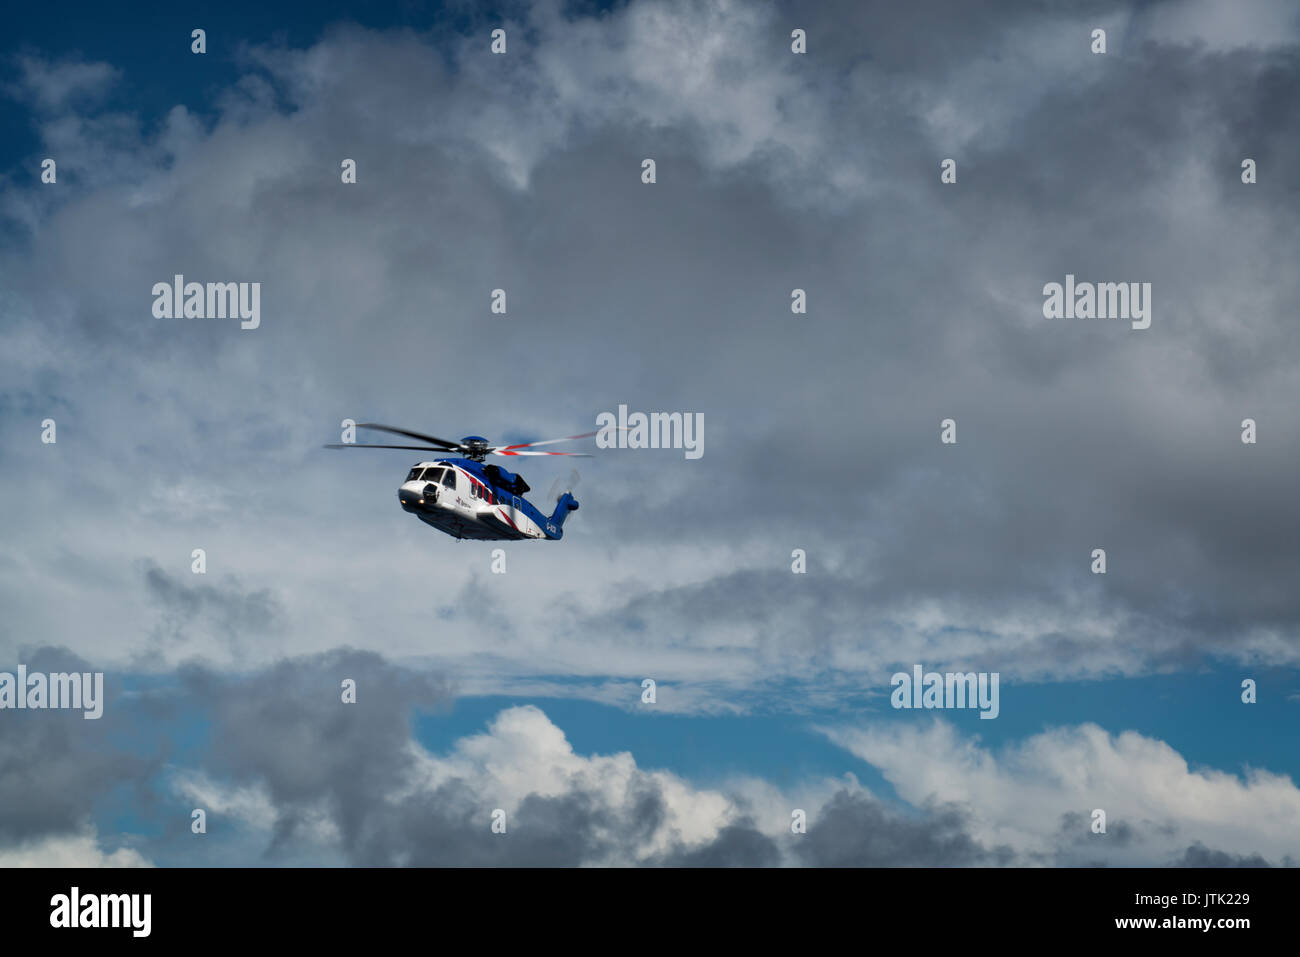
[397,458,571,541]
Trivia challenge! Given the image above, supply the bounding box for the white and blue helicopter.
[326,423,591,541]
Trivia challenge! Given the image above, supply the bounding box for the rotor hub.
[461,436,490,461]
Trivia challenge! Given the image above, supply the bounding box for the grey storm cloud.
[791,790,1014,868]
[1174,843,1278,868]
[353,778,671,867]
[178,648,452,858]
[143,561,285,653]
[652,820,782,867]
[0,646,157,847]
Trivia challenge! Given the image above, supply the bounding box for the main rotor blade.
[357,423,463,450]
[492,450,592,457]
[323,443,451,451]
[491,431,599,452]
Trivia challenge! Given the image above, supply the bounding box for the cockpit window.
[441,469,457,489]
[406,468,422,482]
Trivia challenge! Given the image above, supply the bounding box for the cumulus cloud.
[821,718,1300,866]
[0,829,151,867]
[180,698,1019,866]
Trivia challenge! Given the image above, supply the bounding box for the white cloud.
[404,704,737,857]
[12,55,121,112]
[822,718,1300,865]
[0,829,152,867]
[169,768,342,849]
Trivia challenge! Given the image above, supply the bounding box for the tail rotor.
[547,468,581,503]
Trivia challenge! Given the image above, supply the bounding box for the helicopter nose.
[398,483,428,509]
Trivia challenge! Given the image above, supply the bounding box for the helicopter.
[325,423,592,541]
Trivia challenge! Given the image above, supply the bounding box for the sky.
[1,0,1298,867]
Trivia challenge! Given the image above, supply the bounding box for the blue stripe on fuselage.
[439,457,556,537]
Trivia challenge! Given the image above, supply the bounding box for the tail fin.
[545,492,579,539]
